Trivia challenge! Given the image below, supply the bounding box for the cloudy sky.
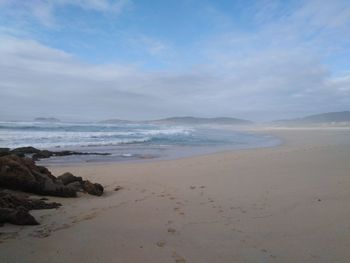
[0,0,349,122]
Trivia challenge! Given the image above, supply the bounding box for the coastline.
[38,131,282,167]
[1,127,350,262]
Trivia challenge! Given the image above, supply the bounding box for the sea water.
[0,121,280,164]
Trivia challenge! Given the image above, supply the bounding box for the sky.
[0,0,349,122]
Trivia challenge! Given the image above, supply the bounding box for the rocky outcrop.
[0,155,105,198]
[82,180,104,196]
[57,173,103,195]
[0,207,39,225]
[0,190,61,226]
[0,155,77,197]
[66,181,83,192]
[0,148,10,157]
[57,172,82,185]
[0,151,108,226]
[3,146,110,161]
[0,190,61,210]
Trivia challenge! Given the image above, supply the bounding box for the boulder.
[57,172,82,185]
[32,150,53,160]
[10,146,41,157]
[0,155,76,197]
[0,190,62,226]
[0,207,39,225]
[114,186,122,191]
[0,190,61,210]
[0,146,111,161]
[66,181,83,192]
[0,148,10,157]
[82,180,104,196]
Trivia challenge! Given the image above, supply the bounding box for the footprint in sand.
[0,231,18,241]
[156,240,166,248]
[172,252,186,263]
[31,228,51,238]
[167,228,176,234]
[173,206,185,216]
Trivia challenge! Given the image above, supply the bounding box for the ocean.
[0,121,280,164]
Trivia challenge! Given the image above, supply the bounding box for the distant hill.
[34,117,60,122]
[99,116,252,125]
[99,119,135,124]
[152,116,253,125]
[274,111,350,126]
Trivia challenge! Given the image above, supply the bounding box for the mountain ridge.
[274,111,350,125]
[100,116,253,125]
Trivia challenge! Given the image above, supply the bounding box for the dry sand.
[1,128,350,262]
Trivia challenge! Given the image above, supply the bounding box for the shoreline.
[38,128,282,167]
[1,127,350,262]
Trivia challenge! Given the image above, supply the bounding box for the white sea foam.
[0,121,280,163]
[0,121,194,149]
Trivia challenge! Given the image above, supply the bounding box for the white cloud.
[0,33,349,122]
[0,1,350,121]
[0,0,131,26]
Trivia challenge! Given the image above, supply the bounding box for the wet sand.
[1,128,350,262]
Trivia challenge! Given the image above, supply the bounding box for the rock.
[0,148,10,157]
[66,181,83,192]
[7,146,111,161]
[156,240,166,247]
[57,172,82,185]
[0,155,76,197]
[0,207,39,225]
[32,150,53,160]
[10,146,41,158]
[167,228,176,234]
[0,155,106,197]
[82,180,104,196]
[0,190,61,210]
[114,186,122,191]
[0,152,108,226]
[0,190,61,226]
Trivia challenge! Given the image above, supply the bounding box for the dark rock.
[0,155,76,197]
[82,180,104,196]
[10,146,41,157]
[0,152,108,226]
[0,190,61,210]
[57,172,82,185]
[0,207,39,225]
[114,186,122,191]
[0,146,111,161]
[0,190,61,226]
[0,148,10,157]
[32,150,53,160]
[66,181,83,192]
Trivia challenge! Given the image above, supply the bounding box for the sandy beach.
[1,128,350,263]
